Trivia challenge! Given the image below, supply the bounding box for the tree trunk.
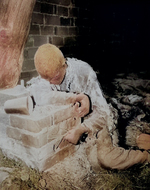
[0,0,36,89]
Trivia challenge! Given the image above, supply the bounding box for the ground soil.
[1,148,150,190]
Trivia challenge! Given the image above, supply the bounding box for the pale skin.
[41,62,91,145]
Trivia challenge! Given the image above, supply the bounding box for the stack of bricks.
[0,86,81,171]
[21,0,93,83]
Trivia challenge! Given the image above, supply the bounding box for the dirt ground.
[1,148,150,190]
[1,71,150,190]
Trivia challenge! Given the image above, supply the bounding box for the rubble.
[108,73,150,150]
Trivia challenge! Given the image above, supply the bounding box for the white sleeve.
[27,81,52,106]
[26,77,57,106]
[85,70,109,113]
[26,77,76,106]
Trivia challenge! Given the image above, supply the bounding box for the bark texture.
[0,0,36,89]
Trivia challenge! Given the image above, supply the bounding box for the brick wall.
[20,1,150,84]
[0,87,81,171]
[21,0,93,83]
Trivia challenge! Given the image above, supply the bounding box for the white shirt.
[27,58,108,111]
[27,58,112,133]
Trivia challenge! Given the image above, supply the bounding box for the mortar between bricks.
[1,88,82,171]
[9,104,74,133]
[5,117,81,171]
[7,116,79,148]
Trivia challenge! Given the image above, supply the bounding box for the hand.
[60,125,90,146]
[74,93,90,117]
[64,128,81,145]
[58,128,81,149]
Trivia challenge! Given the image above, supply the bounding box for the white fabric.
[27,58,108,111]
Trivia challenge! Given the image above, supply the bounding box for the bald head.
[34,44,65,79]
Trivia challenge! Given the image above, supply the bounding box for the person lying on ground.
[27,43,150,170]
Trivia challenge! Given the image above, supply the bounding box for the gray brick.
[22,60,35,72]
[44,0,70,6]
[24,48,37,60]
[70,18,74,26]
[64,37,77,46]
[29,24,40,35]
[19,70,38,85]
[49,37,52,44]
[33,36,48,46]
[33,2,41,13]
[60,17,70,26]
[59,0,70,6]
[53,36,64,46]
[58,6,68,17]
[41,26,54,35]
[20,72,30,79]
[55,27,69,36]
[69,7,78,17]
[45,15,60,25]
[29,48,37,59]
[41,3,54,14]
[32,13,43,25]
[44,0,60,4]
[25,37,34,48]
[69,27,78,36]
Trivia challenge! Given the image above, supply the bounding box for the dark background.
[22,0,150,83]
[72,0,150,76]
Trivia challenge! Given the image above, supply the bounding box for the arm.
[80,69,110,134]
[72,69,109,118]
[61,70,110,145]
[63,124,90,145]
[27,77,77,106]
[73,93,91,118]
[62,104,109,146]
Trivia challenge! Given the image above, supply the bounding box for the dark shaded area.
[63,0,150,82]
[92,1,150,75]
[62,0,150,149]
[102,70,150,149]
